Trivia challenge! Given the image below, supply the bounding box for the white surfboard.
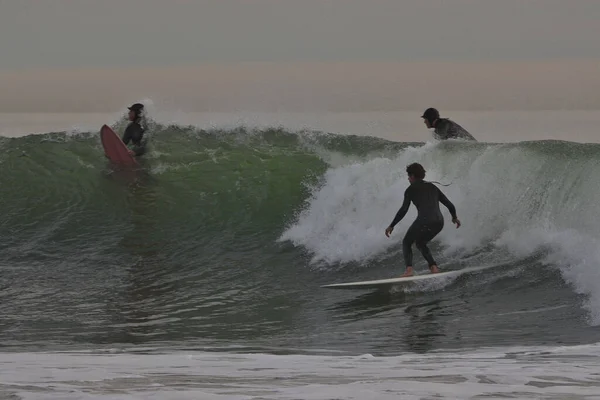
[321,265,494,290]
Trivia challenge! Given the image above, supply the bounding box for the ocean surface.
[2,110,600,399]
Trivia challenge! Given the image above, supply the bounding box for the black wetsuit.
[433,118,476,141]
[388,180,457,267]
[122,120,147,156]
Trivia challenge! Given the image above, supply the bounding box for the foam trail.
[2,345,600,399]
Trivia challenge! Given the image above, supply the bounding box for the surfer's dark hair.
[406,163,426,180]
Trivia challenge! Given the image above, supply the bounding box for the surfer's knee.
[415,239,428,250]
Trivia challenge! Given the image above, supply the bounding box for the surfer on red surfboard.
[122,103,148,157]
[385,163,461,278]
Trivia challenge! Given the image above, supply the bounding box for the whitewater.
[1,109,600,399]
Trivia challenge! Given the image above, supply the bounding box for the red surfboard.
[100,124,138,166]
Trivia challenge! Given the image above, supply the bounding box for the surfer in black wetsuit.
[385,163,461,277]
[122,103,147,156]
[422,107,476,141]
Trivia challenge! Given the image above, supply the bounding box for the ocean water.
[2,109,600,399]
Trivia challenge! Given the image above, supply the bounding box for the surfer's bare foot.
[399,267,414,278]
[429,265,440,274]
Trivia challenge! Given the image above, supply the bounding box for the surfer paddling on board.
[421,107,476,141]
[122,103,148,157]
[385,163,461,278]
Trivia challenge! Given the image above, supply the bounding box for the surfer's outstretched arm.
[437,188,461,227]
[388,188,411,229]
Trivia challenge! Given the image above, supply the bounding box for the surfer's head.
[421,107,439,128]
[406,163,426,183]
[127,103,144,121]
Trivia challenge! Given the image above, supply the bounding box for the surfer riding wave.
[385,163,461,277]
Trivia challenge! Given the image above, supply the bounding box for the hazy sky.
[1,0,599,112]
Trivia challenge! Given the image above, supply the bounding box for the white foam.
[2,345,600,399]
[279,142,442,265]
[496,227,600,325]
